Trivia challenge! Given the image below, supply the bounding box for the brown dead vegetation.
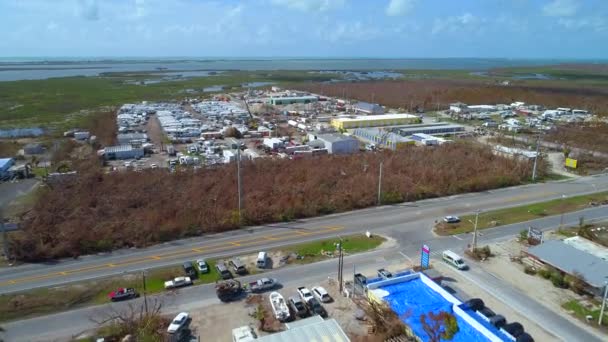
[11,143,541,261]
[299,80,608,116]
[546,122,608,154]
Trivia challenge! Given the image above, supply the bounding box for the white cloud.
[432,13,484,35]
[77,0,99,20]
[542,0,579,17]
[386,0,416,16]
[558,17,608,32]
[135,0,146,18]
[271,0,346,12]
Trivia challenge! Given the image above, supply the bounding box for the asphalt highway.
[1,174,607,294]
[5,205,607,341]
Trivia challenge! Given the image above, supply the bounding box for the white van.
[442,250,468,270]
[256,251,268,269]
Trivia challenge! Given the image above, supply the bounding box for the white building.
[263,138,284,150]
[316,134,359,155]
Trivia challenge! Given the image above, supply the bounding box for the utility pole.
[472,210,480,252]
[599,281,608,326]
[337,237,344,293]
[532,132,541,182]
[236,146,243,224]
[142,270,149,315]
[560,194,566,228]
[377,161,383,206]
[0,210,7,261]
[352,264,357,297]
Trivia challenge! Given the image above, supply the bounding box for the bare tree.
[420,311,459,342]
[90,298,168,341]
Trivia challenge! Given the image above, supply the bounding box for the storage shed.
[23,143,44,155]
[103,145,144,160]
[317,134,359,155]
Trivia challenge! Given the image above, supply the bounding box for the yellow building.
[331,113,420,130]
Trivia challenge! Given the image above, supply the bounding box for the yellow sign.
[565,158,578,169]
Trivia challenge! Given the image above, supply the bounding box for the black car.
[377,268,393,279]
[308,298,328,318]
[109,287,139,302]
[183,261,197,278]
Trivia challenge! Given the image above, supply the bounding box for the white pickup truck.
[248,278,279,293]
[164,276,193,289]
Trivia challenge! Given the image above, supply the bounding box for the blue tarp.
[381,279,498,342]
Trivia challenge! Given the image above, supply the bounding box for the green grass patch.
[287,234,385,264]
[562,299,608,328]
[436,191,608,235]
[0,259,221,323]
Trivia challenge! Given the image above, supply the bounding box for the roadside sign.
[565,158,578,169]
[528,227,543,244]
[421,244,430,269]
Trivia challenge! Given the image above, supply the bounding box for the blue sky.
[1,0,607,58]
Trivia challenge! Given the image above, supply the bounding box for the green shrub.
[524,266,536,275]
[551,272,567,288]
[538,268,552,279]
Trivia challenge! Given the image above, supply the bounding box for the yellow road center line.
[1,225,346,287]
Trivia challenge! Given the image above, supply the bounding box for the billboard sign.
[565,158,578,169]
[421,244,430,269]
[528,227,544,244]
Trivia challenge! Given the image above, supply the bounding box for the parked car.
[108,288,139,302]
[289,296,309,318]
[307,298,327,318]
[297,286,314,303]
[216,263,232,280]
[443,216,460,223]
[229,258,247,275]
[312,286,332,303]
[249,278,279,293]
[377,268,393,279]
[164,276,193,289]
[167,312,189,334]
[183,261,197,278]
[196,259,209,273]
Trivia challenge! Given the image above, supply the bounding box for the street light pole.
[142,270,148,315]
[532,133,541,182]
[599,281,608,326]
[472,211,480,251]
[377,161,383,206]
[560,194,566,228]
[236,146,243,224]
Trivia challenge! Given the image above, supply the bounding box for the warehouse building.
[526,239,608,296]
[0,158,14,179]
[103,145,144,160]
[352,128,413,150]
[331,114,420,130]
[354,101,384,115]
[23,143,44,155]
[233,316,349,342]
[395,123,465,137]
[316,133,359,155]
[268,96,318,105]
[117,133,149,146]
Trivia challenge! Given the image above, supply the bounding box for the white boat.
[269,291,290,321]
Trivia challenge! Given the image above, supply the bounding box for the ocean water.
[0,57,601,82]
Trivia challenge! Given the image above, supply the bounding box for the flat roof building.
[352,128,413,150]
[268,96,318,106]
[354,101,384,115]
[316,133,359,155]
[103,145,144,160]
[256,316,350,342]
[526,239,608,294]
[331,114,420,130]
[395,123,465,137]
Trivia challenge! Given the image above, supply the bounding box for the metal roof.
[527,240,608,288]
[0,158,13,169]
[564,236,608,261]
[355,102,383,113]
[105,145,142,153]
[317,133,358,143]
[257,317,349,342]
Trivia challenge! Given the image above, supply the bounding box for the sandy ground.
[547,152,579,178]
[469,238,600,336]
[187,278,369,342]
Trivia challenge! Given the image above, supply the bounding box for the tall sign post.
[421,244,430,270]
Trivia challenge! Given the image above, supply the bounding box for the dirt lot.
[465,237,601,336]
[188,278,369,341]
